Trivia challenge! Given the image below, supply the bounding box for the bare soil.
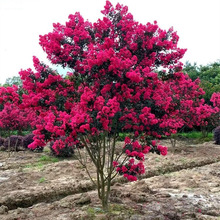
[0,139,220,220]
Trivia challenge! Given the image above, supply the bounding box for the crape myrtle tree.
[0,85,38,154]
[0,86,21,137]
[143,72,219,148]
[20,1,192,209]
[0,85,36,135]
[163,74,219,130]
[0,86,19,138]
[0,86,24,152]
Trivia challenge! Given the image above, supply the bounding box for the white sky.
[0,0,220,84]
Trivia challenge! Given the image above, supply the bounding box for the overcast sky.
[0,0,220,84]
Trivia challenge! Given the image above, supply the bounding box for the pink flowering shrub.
[49,136,83,157]
[18,1,215,209]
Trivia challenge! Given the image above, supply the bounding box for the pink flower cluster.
[113,137,167,181]
[211,92,220,108]
[116,158,145,181]
[0,86,19,105]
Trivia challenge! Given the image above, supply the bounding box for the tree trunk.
[79,131,118,211]
[97,169,111,211]
[8,131,11,157]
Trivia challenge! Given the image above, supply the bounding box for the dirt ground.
[0,139,220,220]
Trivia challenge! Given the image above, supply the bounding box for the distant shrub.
[0,137,5,145]
[0,137,5,147]
[214,126,220,145]
[4,135,23,151]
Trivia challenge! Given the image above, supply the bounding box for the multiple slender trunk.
[77,131,121,210]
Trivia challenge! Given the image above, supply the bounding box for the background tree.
[183,61,199,81]
[0,85,34,137]
[3,76,22,88]
[0,86,23,153]
[183,61,220,104]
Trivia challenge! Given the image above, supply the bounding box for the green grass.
[38,177,46,183]
[177,131,213,140]
[23,155,59,170]
[0,130,32,137]
[38,155,59,163]
[87,207,105,218]
[24,162,44,170]
[118,131,213,142]
[172,131,214,144]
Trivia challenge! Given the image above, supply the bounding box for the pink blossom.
[157,145,168,156]
[124,136,131,144]
[112,161,119,167]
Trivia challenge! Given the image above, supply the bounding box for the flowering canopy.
[163,74,219,129]
[18,1,218,183]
